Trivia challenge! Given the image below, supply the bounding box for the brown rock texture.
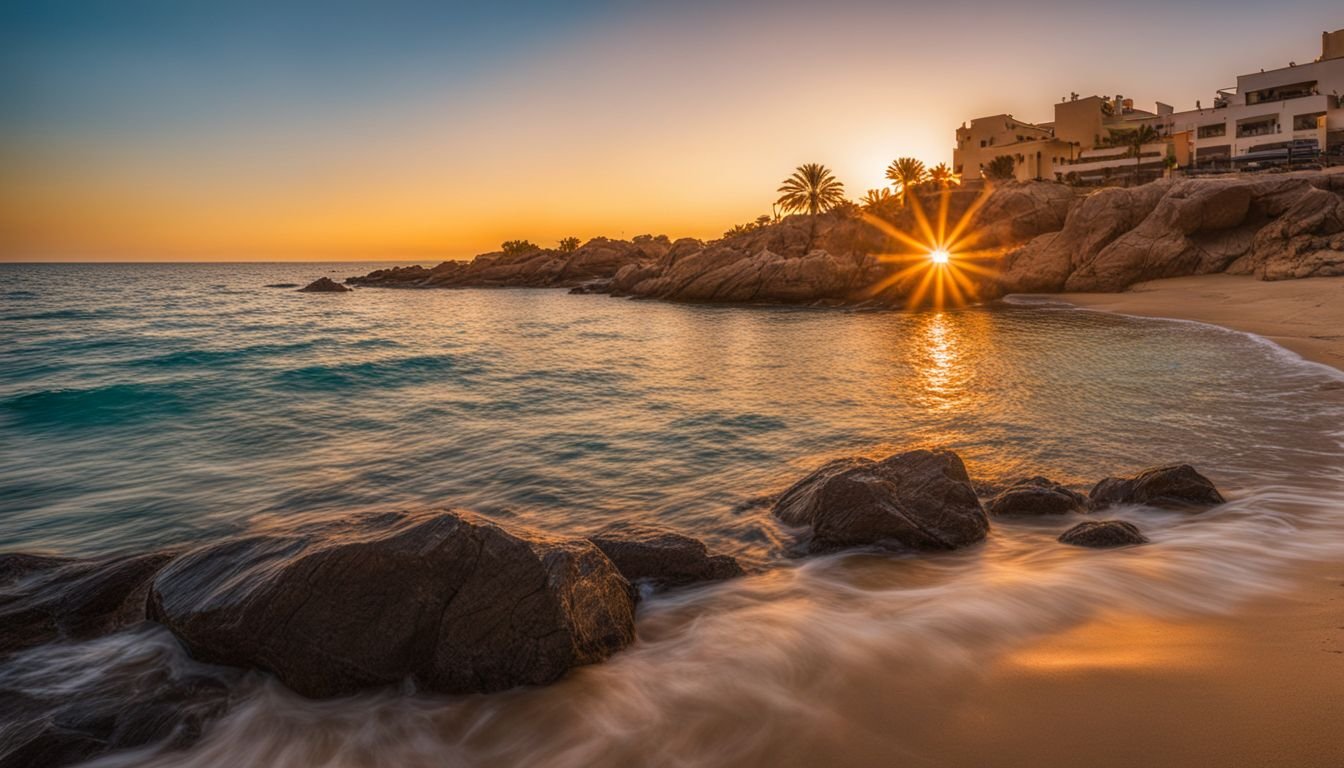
[772,449,989,552]
[147,509,637,698]
[587,522,743,590]
[999,170,1344,293]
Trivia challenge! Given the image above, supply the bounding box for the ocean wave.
[272,353,485,391]
[1,383,188,428]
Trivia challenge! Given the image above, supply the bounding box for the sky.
[2,1,1341,261]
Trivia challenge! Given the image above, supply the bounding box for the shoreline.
[1041,273,1344,374]
[945,278,1344,767]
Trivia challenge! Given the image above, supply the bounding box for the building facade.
[953,28,1344,183]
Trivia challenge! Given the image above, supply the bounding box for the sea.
[2,262,1343,766]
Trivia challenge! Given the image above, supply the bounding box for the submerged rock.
[1089,464,1224,510]
[263,283,300,288]
[773,449,989,552]
[147,509,636,698]
[297,277,350,293]
[587,522,743,591]
[0,551,177,656]
[985,476,1088,516]
[1058,520,1149,548]
[0,625,236,768]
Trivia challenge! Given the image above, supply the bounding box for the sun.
[860,183,1001,311]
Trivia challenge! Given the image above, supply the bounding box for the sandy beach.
[952,274,1344,767]
[1050,274,1344,373]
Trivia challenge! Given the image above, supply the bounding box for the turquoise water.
[3,263,1344,766]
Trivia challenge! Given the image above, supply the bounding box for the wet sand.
[966,275,1344,767]
[1050,273,1344,372]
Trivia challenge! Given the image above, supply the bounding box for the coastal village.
[954,28,1344,184]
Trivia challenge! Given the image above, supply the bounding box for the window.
[1294,112,1325,131]
[1197,123,1225,139]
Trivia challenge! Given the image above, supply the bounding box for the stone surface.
[587,522,743,590]
[1089,464,1225,510]
[998,171,1344,294]
[772,449,989,552]
[148,509,637,698]
[297,277,350,293]
[1058,520,1149,548]
[985,476,1088,516]
[0,626,236,768]
[0,551,177,656]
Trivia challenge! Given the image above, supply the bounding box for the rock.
[587,522,743,590]
[772,449,989,552]
[985,476,1088,516]
[0,551,177,656]
[263,283,300,288]
[996,171,1344,295]
[297,277,350,293]
[0,625,236,768]
[348,237,668,290]
[1089,464,1225,510]
[147,509,636,698]
[1058,520,1148,548]
[568,279,612,295]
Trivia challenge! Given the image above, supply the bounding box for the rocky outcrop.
[0,551,177,656]
[1089,464,1225,510]
[587,523,743,591]
[297,277,350,292]
[772,449,989,552]
[999,170,1344,293]
[347,235,673,290]
[148,509,637,698]
[1058,520,1149,548]
[985,476,1088,516]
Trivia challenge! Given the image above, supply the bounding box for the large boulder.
[147,509,637,698]
[1058,520,1148,548]
[772,449,989,552]
[587,522,743,591]
[0,551,177,656]
[985,476,1088,516]
[1089,464,1224,510]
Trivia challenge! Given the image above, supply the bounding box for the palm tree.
[1108,124,1162,185]
[775,163,847,216]
[884,157,927,205]
[860,188,894,211]
[928,163,957,189]
[776,163,846,251]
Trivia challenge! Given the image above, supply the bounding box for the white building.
[953,28,1344,182]
[1149,29,1344,167]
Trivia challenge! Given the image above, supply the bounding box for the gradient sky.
[2,1,1341,261]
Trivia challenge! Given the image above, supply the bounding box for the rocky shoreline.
[0,453,1223,766]
[337,170,1344,305]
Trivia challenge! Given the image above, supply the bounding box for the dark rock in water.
[297,277,350,293]
[263,283,300,288]
[1058,520,1149,548]
[986,476,1088,516]
[0,625,237,768]
[0,553,71,585]
[568,279,612,295]
[1089,464,1225,510]
[0,551,177,656]
[587,522,743,590]
[147,509,637,698]
[772,449,989,552]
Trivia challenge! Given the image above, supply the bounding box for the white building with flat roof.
[952,28,1344,182]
